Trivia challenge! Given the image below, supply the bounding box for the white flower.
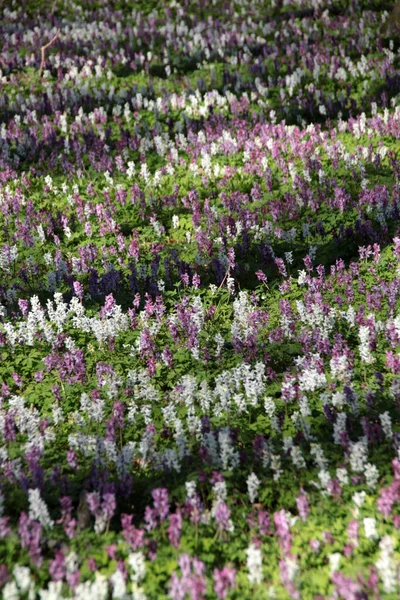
[212,480,227,503]
[298,368,326,392]
[363,517,378,541]
[28,488,54,528]
[352,491,366,508]
[349,438,368,473]
[365,463,379,490]
[379,412,393,439]
[297,270,307,285]
[131,582,148,600]
[247,472,260,503]
[310,444,328,470]
[330,356,350,382]
[110,569,127,599]
[128,552,146,584]
[218,428,240,471]
[376,536,397,593]
[329,552,341,574]
[38,581,64,600]
[336,468,349,486]
[2,581,19,600]
[127,161,136,178]
[226,276,235,295]
[264,396,276,417]
[318,469,332,492]
[13,566,33,595]
[333,412,347,445]
[358,326,375,364]
[245,543,263,584]
[185,481,197,500]
[291,446,306,469]
[65,551,78,574]
[74,573,108,600]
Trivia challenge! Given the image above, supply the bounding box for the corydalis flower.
[331,571,363,600]
[28,489,53,529]
[87,491,116,534]
[121,514,145,550]
[247,472,260,503]
[215,501,233,533]
[377,458,400,518]
[152,488,169,520]
[213,566,236,599]
[57,496,76,539]
[376,536,397,594]
[245,543,262,585]
[279,556,300,600]
[128,551,146,584]
[168,511,182,548]
[168,554,206,600]
[274,510,293,556]
[296,489,309,522]
[18,513,42,567]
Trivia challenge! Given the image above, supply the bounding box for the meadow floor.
[1,1,400,598]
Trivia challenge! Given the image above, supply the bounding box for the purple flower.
[73,281,84,300]
[49,551,66,582]
[255,270,268,283]
[274,510,293,556]
[106,544,118,560]
[215,502,231,532]
[121,514,145,550]
[309,540,321,553]
[0,564,9,588]
[275,258,287,277]
[12,372,22,387]
[18,299,29,317]
[168,511,182,548]
[296,489,309,522]
[0,517,11,539]
[66,569,80,589]
[99,293,116,318]
[213,566,236,599]
[57,496,76,539]
[279,557,300,600]
[393,236,400,260]
[169,555,207,600]
[87,557,97,572]
[180,273,190,287]
[152,488,169,520]
[87,492,101,516]
[258,511,272,536]
[144,506,158,531]
[67,449,79,469]
[18,512,43,566]
[102,493,116,520]
[331,572,362,600]
[3,412,16,442]
[34,370,44,382]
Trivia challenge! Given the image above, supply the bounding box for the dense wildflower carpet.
[1,0,400,598]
